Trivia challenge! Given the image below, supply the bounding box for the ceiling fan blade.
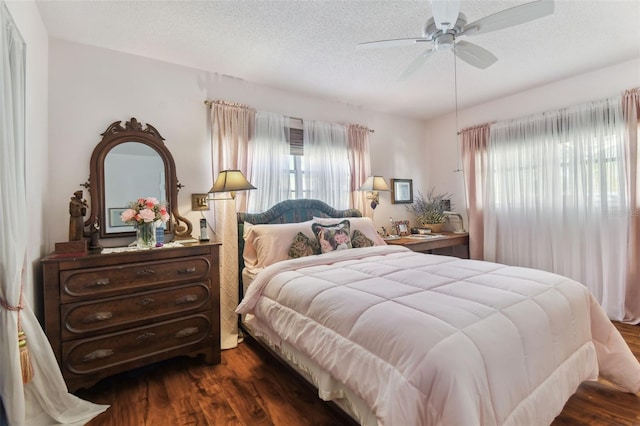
[454,40,497,69]
[431,0,461,31]
[461,0,554,37]
[398,49,436,81]
[357,38,432,50]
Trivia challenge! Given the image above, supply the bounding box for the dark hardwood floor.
[79,322,640,426]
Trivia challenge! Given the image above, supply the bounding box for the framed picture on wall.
[108,207,128,228]
[391,179,413,204]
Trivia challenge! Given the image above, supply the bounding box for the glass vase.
[136,221,157,249]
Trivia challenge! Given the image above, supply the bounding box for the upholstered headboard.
[236,199,362,288]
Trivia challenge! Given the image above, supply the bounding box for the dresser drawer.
[60,256,211,301]
[62,314,212,375]
[61,282,211,339]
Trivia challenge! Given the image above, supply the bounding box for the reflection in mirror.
[104,142,166,233]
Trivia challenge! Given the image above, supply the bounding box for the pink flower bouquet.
[121,197,170,226]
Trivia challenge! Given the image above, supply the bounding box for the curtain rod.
[457,122,495,135]
[288,116,375,133]
[204,99,251,109]
[457,87,639,136]
[204,100,375,133]
[351,124,376,134]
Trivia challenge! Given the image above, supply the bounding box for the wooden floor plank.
[78,322,640,425]
[186,365,243,425]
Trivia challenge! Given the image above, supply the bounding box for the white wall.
[47,39,426,248]
[4,1,49,314]
[424,59,640,226]
[47,37,639,260]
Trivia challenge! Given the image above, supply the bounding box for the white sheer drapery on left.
[0,4,107,424]
[302,120,350,209]
[247,111,290,213]
[484,96,629,320]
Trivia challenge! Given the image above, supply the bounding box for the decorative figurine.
[88,217,101,250]
[68,190,88,241]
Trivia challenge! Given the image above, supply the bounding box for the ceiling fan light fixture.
[435,33,455,51]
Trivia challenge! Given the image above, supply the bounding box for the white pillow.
[311,216,386,246]
[243,220,316,274]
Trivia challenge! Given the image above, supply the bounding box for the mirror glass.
[103,142,166,234]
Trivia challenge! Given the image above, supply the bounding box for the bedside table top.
[385,232,469,253]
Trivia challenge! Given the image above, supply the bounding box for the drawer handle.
[81,311,113,323]
[175,294,198,305]
[86,278,110,288]
[82,349,113,362]
[136,269,156,276]
[137,297,155,306]
[178,267,197,274]
[175,327,199,338]
[136,332,156,342]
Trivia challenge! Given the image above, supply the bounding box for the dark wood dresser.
[41,242,221,392]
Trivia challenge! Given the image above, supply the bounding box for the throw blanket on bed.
[237,246,640,426]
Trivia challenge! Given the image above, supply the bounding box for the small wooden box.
[55,241,88,255]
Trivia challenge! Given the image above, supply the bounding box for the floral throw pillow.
[351,229,374,248]
[312,220,352,253]
[288,232,320,259]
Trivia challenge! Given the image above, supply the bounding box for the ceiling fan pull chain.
[453,53,463,173]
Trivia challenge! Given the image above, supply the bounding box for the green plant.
[406,188,453,225]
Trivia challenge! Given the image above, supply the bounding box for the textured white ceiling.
[35,0,640,120]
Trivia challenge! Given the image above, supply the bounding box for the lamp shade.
[358,176,390,192]
[208,170,256,194]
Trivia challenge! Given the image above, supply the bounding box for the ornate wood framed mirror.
[84,118,192,242]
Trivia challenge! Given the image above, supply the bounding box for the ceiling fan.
[357,0,554,80]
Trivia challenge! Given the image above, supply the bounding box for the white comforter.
[237,246,640,426]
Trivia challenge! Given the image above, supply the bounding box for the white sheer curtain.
[484,96,629,320]
[0,4,107,424]
[247,111,290,213]
[302,120,350,209]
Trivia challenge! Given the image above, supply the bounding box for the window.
[484,98,629,319]
[489,118,625,213]
[251,115,353,211]
[287,122,306,199]
[288,155,306,199]
[559,135,624,211]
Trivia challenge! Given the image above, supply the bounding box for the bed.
[236,199,640,426]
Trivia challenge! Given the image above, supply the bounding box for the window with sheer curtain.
[247,113,352,212]
[246,112,290,212]
[483,96,629,320]
[302,119,350,209]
